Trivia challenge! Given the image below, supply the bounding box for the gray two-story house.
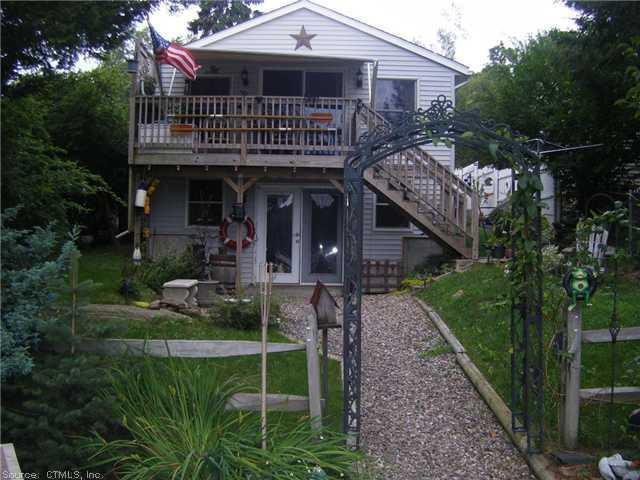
[128,0,478,287]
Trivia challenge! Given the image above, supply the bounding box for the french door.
[257,189,301,284]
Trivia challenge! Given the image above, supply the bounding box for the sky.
[147,0,578,72]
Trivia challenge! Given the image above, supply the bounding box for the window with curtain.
[375,78,416,124]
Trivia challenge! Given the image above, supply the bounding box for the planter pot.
[491,245,506,259]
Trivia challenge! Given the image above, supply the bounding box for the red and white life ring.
[219,216,256,250]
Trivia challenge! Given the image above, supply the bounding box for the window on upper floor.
[187,76,231,95]
[305,72,343,97]
[375,78,416,124]
[187,180,224,226]
[374,193,412,229]
[263,70,303,96]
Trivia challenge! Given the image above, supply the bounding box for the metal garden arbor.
[342,95,546,452]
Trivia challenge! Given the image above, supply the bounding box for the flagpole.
[147,18,164,98]
[168,68,177,96]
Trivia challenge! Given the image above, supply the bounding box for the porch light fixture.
[241,67,249,87]
[126,58,138,75]
[356,68,363,88]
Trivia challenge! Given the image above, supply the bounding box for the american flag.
[149,24,201,81]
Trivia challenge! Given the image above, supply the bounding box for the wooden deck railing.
[356,102,480,258]
[134,95,359,157]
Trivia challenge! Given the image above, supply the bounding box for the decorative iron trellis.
[342,95,546,452]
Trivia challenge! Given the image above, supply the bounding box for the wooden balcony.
[130,95,360,168]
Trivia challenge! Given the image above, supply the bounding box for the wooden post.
[223,176,257,293]
[127,39,140,231]
[259,263,273,450]
[235,175,244,293]
[561,303,582,449]
[304,305,322,433]
[322,328,329,415]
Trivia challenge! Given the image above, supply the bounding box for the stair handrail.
[356,101,475,197]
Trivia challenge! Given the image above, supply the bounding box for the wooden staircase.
[357,104,479,259]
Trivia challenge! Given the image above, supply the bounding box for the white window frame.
[185,178,225,228]
[373,192,413,231]
[375,77,418,120]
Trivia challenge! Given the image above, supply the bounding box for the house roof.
[187,0,472,76]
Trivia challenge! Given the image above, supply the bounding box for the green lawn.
[79,314,343,432]
[76,245,343,431]
[418,264,639,454]
[78,246,155,304]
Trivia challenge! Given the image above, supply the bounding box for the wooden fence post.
[304,305,322,433]
[561,303,582,449]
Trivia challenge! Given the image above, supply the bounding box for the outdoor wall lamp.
[126,59,139,75]
[356,68,363,88]
[241,67,249,87]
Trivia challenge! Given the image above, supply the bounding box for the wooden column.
[235,175,244,293]
[223,175,258,292]
[561,303,582,449]
[305,305,323,433]
[322,327,329,414]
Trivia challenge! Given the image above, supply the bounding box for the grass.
[80,315,344,432]
[75,245,344,432]
[78,245,155,304]
[418,263,640,454]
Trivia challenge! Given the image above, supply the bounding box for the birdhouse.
[309,281,340,329]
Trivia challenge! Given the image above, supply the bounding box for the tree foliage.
[1,93,117,230]
[183,0,263,38]
[0,1,158,84]
[0,209,76,380]
[458,5,640,217]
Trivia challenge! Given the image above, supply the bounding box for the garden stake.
[259,262,273,450]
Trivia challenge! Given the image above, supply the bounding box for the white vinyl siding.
[161,7,456,168]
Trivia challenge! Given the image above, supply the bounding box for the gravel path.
[281,293,534,479]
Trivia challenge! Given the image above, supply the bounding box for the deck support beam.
[223,175,258,292]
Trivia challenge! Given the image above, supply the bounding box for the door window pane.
[375,79,416,123]
[309,193,339,274]
[263,70,303,96]
[266,194,294,273]
[305,72,343,97]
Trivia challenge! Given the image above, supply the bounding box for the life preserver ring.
[219,216,255,250]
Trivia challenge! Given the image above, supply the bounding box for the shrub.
[1,353,122,475]
[137,248,199,293]
[86,359,363,479]
[541,245,564,273]
[0,208,76,380]
[210,295,281,330]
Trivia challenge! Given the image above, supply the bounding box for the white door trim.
[256,187,302,284]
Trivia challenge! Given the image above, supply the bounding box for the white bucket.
[134,189,147,208]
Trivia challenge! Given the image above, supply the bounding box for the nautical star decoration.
[290,25,316,50]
